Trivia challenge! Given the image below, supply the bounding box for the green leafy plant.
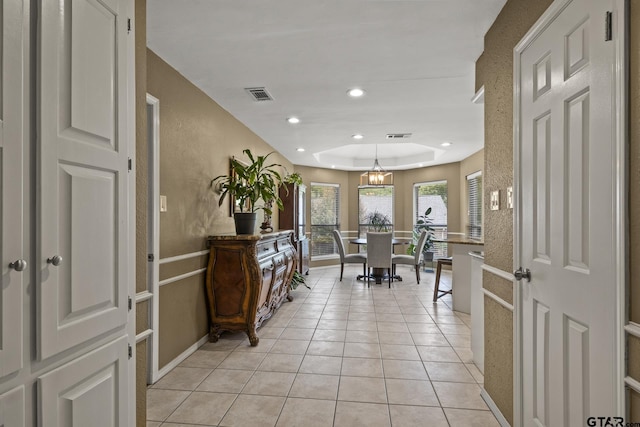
[407,207,435,257]
[283,171,303,186]
[212,149,284,215]
[290,270,310,290]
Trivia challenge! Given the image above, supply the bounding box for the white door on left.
[0,0,25,379]
[38,0,132,360]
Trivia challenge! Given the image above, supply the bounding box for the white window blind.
[310,183,340,257]
[467,171,482,238]
[413,180,448,258]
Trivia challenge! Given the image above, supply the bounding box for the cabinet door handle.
[47,255,63,266]
[9,259,27,272]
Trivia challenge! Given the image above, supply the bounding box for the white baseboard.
[155,334,209,382]
[481,388,511,427]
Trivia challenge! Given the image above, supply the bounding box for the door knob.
[513,267,531,282]
[47,255,63,266]
[9,259,27,272]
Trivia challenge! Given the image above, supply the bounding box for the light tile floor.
[147,264,499,427]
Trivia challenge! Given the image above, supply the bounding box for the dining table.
[349,237,411,283]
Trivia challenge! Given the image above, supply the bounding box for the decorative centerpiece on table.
[212,149,284,235]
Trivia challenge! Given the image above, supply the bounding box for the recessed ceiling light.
[296,148,305,152]
[418,163,424,167]
[287,117,300,124]
[347,88,365,97]
[352,134,364,140]
[441,142,452,147]
[331,165,336,169]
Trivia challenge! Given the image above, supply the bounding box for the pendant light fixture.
[360,145,394,186]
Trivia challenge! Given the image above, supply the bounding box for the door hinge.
[128,296,132,311]
[127,18,132,34]
[128,344,133,359]
[148,253,155,262]
[605,11,613,41]
[128,157,132,171]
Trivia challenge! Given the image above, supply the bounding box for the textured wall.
[475,0,553,423]
[146,50,293,368]
[134,0,148,425]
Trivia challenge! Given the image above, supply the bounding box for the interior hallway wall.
[146,49,294,370]
[134,0,148,425]
[475,0,553,423]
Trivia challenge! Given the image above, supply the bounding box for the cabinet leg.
[247,330,259,346]
[209,325,220,343]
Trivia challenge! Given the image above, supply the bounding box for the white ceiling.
[147,0,506,171]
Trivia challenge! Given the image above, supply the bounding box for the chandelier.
[360,145,394,186]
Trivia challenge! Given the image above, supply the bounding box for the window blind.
[310,183,340,257]
[467,171,482,238]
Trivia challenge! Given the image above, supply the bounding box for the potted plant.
[290,270,310,290]
[365,211,392,232]
[283,171,303,186]
[212,149,284,234]
[407,207,436,268]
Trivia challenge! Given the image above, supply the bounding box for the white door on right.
[516,0,623,425]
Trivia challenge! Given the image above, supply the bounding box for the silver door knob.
[47,255,63,266]
[9,259,27,272]
[513,267,531,282]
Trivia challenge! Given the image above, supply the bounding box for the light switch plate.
[506,186,513,209]
[490,190,500,211]
[160,195,167,212]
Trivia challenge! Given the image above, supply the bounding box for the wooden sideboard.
[205,230,297,346]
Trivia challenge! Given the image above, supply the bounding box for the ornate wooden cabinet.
[279,183,310,274]
[205,231,297,345]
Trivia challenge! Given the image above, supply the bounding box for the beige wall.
[459,149,484,236]
[134,0,148,425]
[146,49,294,368]
[475,0,553,423]
[294,156,482,268]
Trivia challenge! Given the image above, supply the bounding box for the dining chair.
[332,229,367,281]
[392,230,428,284]
[366,232,393,288]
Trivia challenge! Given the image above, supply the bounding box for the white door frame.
[512,0,628,424]
[146,93,161,384]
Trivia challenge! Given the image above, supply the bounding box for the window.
[413,181,448,258]
[310,183,340,257]
[467,171,482,238]
[358,186,394,236]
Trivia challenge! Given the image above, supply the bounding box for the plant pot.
[234,212,258,235]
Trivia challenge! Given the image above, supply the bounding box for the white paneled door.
[0,0,25,379]
[515,0,624,425]
[39,0,131,359]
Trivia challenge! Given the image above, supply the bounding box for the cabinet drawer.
[257,240,276,259]
[273,254,286,269]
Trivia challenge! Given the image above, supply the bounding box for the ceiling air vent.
[385,133,412,140]
[245,87,274,102]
